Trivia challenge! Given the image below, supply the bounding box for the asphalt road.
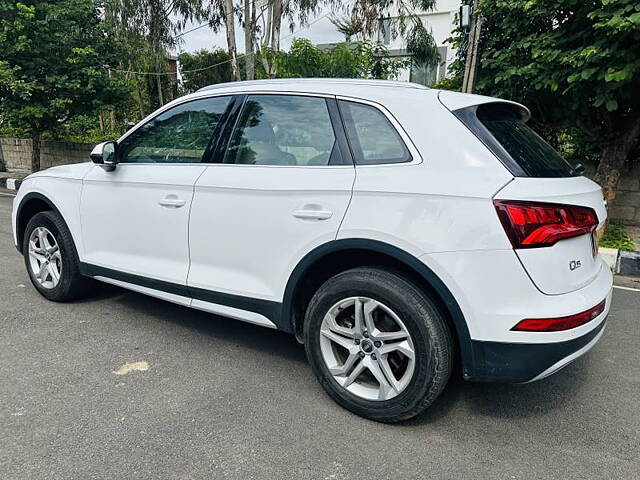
[1,194,639,480]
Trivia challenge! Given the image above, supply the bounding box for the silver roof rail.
[196,78,429,92]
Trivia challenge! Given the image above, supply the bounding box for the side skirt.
[81,263,284,331]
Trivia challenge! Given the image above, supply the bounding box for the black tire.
[22,211,90,302]
[304,267,453,423]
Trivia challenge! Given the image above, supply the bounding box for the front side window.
[339,100,411,165]
[119,96,231,164]
[224,95,341,166]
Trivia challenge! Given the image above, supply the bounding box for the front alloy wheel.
[23,211,89,302]
[28,227,62,289]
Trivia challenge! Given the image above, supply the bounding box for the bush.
[599,220,635,251]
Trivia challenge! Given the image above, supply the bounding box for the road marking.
[0,192,16,197]
[613,285,640,293]
[113,361,149,375]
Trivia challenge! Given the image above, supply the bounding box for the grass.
[599,220,635,251]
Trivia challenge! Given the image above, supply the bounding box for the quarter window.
[118,96,231,164]
[225,95,342,166]
[338,100,411,165]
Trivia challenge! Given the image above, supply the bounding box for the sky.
[173,7,344,55]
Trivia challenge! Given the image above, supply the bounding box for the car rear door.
[80,95,232,287]
[445,97,608,295]
[494,177,606,294]
[187,93,355,317]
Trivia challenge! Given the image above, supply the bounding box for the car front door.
[80,95,232,287]
[187,94,355,323]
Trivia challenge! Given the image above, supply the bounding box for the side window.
[338,100,411,165]
[118,96,231,164]
[225,95,341,166]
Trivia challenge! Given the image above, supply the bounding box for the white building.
[377,0,460,84]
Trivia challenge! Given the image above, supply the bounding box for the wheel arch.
[16,192,68,254]
[281,239,476,378]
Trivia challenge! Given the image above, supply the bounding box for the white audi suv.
[12,79,612,422]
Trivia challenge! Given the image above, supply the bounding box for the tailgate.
[495,176,607,295]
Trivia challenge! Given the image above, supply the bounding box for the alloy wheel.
[28,227,62,289]
[319,297,416,401]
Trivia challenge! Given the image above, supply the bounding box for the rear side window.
[338,100,411,165]
[224,95,343,166]
[458,103,578,178]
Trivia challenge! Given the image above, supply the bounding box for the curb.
[619,250,640,277]
[600,247,640,278]
[0,177,22,191]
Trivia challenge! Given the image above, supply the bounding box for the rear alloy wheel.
[320,297,415,401]
[305,267,453,423]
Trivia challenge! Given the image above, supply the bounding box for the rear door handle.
[159,195,186,208]
[292,208,333,220]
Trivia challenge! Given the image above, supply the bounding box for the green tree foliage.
[178,49,233,93]
[105,0,201,107]
[276,38,407,80]
[178,39,407,92]
[0,0,130,170]
[449,0,640,206]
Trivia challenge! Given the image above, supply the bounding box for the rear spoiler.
[437,90,531,121]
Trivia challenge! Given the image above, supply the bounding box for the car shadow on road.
[75,283,592,422]
[99,284,308,365]
[407,357,592,426]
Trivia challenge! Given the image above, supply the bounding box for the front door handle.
[159,195,186,208]
[292,207,333,220]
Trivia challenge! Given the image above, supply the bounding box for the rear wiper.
[571,163,585,175]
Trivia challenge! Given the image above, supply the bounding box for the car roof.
[197,78,430,94]
[184,78,437,104]
[189,79,527,114]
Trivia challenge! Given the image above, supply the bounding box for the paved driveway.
[0,195,638,479]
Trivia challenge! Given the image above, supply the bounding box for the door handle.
[292,208,333,220]
[158,196,186,208]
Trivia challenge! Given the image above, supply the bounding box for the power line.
[109,10,332,76]
[175,22,209,38]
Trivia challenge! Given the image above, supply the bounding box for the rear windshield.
[458,103,578,178]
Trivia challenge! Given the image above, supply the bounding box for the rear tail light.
[494,200,598,249]
[511,299,606,332]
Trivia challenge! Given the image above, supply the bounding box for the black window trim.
[115,93,235,166]
[452,104,527,177]
[336,96,416,166]
[210,92,355,167]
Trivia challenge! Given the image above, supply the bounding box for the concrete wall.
[610,166,640,226]
[0,137,92,173]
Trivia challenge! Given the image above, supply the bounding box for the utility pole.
[462,0,483,94]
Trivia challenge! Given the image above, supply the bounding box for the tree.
[222,0,241,80]
[106,0,201,105]
[331,13,366,42]
[276,38,407,79]
[449,0,640,207]
[340,0,441,67]
[178,48,233,92]
[0,0,130,171]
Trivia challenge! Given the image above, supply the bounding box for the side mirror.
[90,141,118,171]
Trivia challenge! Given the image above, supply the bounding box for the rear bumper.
[420,249,613,382]
[468,316,607,383]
